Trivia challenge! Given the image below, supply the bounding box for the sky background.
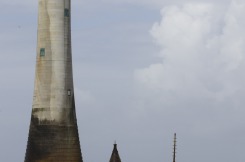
[1,0,245,162]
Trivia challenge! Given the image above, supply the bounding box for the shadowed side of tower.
[24,0,83,161]
[109,144,122,162]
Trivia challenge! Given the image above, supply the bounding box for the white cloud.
[92,0,231,8]
[134,0,245,133]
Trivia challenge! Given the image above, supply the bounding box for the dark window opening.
[40,48,45,57]
[64,9,70,17]
[67,89,71,96]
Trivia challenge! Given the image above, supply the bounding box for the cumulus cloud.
[134,0,245,133]
[96,0,231,8]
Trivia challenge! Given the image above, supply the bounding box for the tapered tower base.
[25,116,83,162]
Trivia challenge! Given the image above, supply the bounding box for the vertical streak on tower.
[24,0,83,161]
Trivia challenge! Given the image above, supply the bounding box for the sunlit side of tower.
[24,0,83,161]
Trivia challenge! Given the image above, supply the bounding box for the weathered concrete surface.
[25,0,83,161]
[109,144,122,162]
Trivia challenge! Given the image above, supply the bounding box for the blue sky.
[1,0,245,162]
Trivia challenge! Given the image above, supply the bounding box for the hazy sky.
[1,0,245,162]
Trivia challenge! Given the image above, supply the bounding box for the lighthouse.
[24,0,83,161]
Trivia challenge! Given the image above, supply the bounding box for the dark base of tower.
[24,116,83,162]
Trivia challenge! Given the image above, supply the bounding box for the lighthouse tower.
[24,0,83,161]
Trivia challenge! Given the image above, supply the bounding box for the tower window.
[40,48,45,57]
[64,9,70,17]
[67,89,71,96]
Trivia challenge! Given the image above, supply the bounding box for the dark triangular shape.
[109,144,122,162]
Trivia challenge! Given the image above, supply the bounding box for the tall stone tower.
[24,0,83,161]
